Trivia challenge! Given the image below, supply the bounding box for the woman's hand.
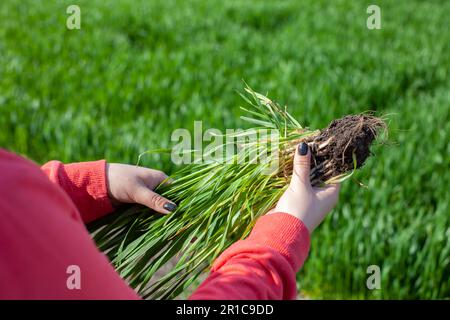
[106,163,177,214]
[273,142,340,233]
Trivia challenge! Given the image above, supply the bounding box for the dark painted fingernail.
[298,142,308,155]
[163,202,177,212]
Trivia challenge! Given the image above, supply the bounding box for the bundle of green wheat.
[89,87,386,299]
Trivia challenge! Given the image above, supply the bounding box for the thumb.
[290,142,312,189]
[133,187,177,214]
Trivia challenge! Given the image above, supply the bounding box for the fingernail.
[163,202,177,212]
[298,142,308,155]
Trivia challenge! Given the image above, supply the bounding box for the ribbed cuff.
[59,160,114,223]
[246,213,311,271]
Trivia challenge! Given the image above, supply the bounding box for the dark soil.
[305,114,386,186]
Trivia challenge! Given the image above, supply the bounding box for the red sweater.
[0,149,310,300]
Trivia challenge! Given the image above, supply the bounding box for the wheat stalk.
[89,86,386,299]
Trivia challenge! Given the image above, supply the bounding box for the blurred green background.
[0,0,448,298]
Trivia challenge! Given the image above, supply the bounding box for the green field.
[0,0,449,299]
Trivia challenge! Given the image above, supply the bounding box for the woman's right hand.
[272,142,340,233]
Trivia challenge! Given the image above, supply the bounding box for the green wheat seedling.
[89,86,386,299]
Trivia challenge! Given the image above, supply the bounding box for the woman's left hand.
[106,163,177,214]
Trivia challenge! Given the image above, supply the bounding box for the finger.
[155,176,173,188]
[290,142,312,190]
[142,169,172,189]
[155,171,172,186]
[133,187,177,214]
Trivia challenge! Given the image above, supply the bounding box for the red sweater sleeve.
[190,213,310,300]
[0,149,138,299]
[41,160,113,223]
